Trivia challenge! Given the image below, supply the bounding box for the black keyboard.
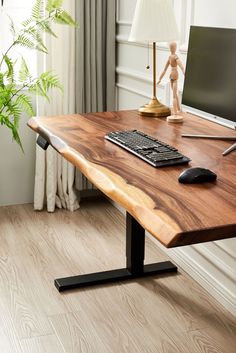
[105,130,190,167]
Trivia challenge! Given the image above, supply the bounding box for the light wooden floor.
[0,198,235,353]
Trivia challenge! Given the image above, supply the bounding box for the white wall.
[116,0,236,315]
[0,1,37,76]
[0,109,36,206]
[0,1,37,206]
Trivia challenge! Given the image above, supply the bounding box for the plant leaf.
[0,73,4,87]
[22,17,33,28]
[46,0,63,12]
[16,34,36,50]
[37,20,57,37]
[29,81,49,100]
[8,15,16,37]
[12,125,24,151]
[6,101,21,126]
[25,27,48,53]
[40,71,63,91]
[32,0,43,20]
[3,55,14,82]
[19,57,31,82]
[0,114,23,151]
[54,9,77,26]
[16,94,35,116]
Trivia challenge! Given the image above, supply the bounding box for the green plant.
[0,0,77,150]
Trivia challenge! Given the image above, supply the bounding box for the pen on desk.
[222,142,236,156]
[181,134,236,156]
[182,134,236,140]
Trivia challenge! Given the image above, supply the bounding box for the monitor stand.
[181,134,236,156]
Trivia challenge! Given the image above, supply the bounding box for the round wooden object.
[167,114,184,123]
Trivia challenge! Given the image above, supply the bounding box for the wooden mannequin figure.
[158,42,185,123]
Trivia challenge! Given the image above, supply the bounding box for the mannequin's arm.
[177,58,185,75]
[157,60,170,84]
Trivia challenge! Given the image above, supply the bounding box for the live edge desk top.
[28,110,236,248]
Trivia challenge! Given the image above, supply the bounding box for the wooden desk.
[28,110,236,291]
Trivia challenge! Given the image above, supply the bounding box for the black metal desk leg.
[54,212,177,292]
[126,213,145,275]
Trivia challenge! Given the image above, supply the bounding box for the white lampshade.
[129,0,180,43]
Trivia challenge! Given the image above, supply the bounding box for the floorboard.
[20,335,65,353]
[0,198,235,352]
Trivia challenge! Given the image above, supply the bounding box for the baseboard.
[109,199,236,316]
[148,235,236,316]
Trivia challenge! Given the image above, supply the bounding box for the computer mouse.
[178,167,217,184]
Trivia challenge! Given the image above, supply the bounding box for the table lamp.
[129,0,180,117]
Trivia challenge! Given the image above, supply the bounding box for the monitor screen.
[182,26,236,124]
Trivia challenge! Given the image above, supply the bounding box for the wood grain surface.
[1,200,235,353]
[28,110,236,248]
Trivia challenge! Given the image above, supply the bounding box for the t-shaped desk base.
[54,213,177,292]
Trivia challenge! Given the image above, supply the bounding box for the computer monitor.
[182,26,236,130]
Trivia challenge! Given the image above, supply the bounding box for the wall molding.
[117,35,188,54]
[116,83,151,100]
[116,66,170,105]
[196,243,236,279]
[157,242,236,316]
[116,0,121,22]
[117,20,132,26]
[116,35,170,51]
[116,82,169,105]
[116,66,168,87]
[215,241,236,259]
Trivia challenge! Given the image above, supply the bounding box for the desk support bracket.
[55,213,177,292]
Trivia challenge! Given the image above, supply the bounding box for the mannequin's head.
[169,42,177,54]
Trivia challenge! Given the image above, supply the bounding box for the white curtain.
[34,0,116,212]
[34,0,81,212]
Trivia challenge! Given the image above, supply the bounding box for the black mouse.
[178,167,217,184]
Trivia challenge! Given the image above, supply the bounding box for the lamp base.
[138,98,171,118]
